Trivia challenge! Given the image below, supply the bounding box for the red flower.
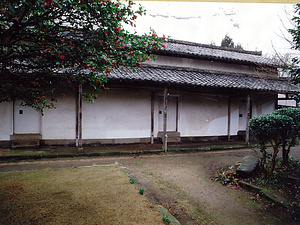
[105,69,111,74]
[152,33,157,37]
[116,27,121,32]
[132,15,137,20]
[137,62,142,67]
[162,44,166,48]
[59,55,65,60]
[112,61,117,67]
[104,32,108,37]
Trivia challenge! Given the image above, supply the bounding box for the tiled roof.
[110,66,300,94]
[158,40,281,67]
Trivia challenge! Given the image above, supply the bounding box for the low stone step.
[157,131,181,143]
[10,133,41,148]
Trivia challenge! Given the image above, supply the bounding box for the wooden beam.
[227,96,231,142]
[150,92,154,144]
[12,100,15,135]
[163,86,168,153]
[78,84,83,150]
[176,97,179,132]
[75,88,79,147]
[245,95,251,144]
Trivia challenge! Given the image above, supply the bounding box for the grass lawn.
[0,165,165,225]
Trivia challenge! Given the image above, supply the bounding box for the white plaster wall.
[252,95,276,117]
[14,100,41,134]
[157,97,177,132]
[0,102,12,140]
[229,98,240,135]
[42,94,76,139]
[237,95,276,132]
[179,94,229,136]
[82,89,151,139]
[278,99,296,107]
[238,99,247,131]
[147,55,257,75]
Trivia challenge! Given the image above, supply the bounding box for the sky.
[127,1,297,57]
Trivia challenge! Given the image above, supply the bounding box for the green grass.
[0,166,164,225]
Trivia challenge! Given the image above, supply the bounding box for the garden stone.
[237,155,259,176]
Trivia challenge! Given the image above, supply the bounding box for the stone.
[237,155,259,176]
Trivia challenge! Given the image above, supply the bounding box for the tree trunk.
[270,144,279,175]
[282,149,289,167]
[259,144,267,174]
[281,140,288,167]
[282,143,292,167]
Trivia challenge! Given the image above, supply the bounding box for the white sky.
[128,1,297,56]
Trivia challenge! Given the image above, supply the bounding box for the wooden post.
[12,100,15,135]
[78,84,83,150]
[245,95,251,145]
[227,96,231,142]
[75,88,79,147]
[176,97,179,132]
[150,92,154,144]
[163,86,168,153]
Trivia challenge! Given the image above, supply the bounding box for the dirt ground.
[1,147,300,224]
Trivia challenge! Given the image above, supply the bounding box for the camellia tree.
[0,0,166,112]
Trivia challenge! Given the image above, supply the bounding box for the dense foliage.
[0,0,166,112]
[287,4,300,85]
[274,108,300,166]
[249,108,300,174]
[220,34,243,50]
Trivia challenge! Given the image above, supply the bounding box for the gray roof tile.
[159,40,281,67]
[110,66,300,94]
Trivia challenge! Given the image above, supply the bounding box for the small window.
[19,110,23,115]
[239,114,242,118]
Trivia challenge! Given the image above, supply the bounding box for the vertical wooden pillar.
[163,86,168,153]
[227,96,231,142]
[78,84,83,150]
[75,88,79,147]
[175,97,179,132]
[245,95,251,144]
[12,100,15,135]
[150,92,154,144]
